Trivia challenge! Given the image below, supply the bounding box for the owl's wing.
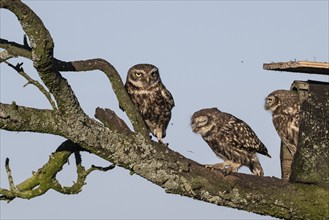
[272,113,299,155]
[161,88,175,109]
[222,116,271,157]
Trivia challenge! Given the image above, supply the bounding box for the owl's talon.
[204,163,225,170]
[205,162,238,176]
[221,165,233,176]
[158,139,169,147]
[204,164,214,170]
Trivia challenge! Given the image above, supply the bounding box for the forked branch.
[0,38,148,138]
[0,140,114,202]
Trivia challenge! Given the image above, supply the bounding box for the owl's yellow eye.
[135,72,142,77]
[267,97,274,103]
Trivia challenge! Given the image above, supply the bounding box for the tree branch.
[5,158,16,192]
[0,38,141,138]
[2,81,326,218]
[0,38,149,139]
[95,107,131,133]
[0,102,60,134]
[55,59,149,138]
[0,152,72,202]
[1,60,57,109]
[0,50,14,62]
[0,1,84,116]
[0,140,114,202]
[0,38,32,60]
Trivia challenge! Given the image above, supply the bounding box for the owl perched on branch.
[124,64,175,144]
[265,90,300,156]
[191,107,271,176]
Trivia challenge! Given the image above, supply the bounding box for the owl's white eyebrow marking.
[133,69,146,74]
[150,67,158,73]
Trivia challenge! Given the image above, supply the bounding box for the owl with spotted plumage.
[125,64,175,143]
[191,107,271,176]
[265,90,300,156]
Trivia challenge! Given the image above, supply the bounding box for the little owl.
[124,64,175,144]
[265,89,300,156]
[191,107,271,176]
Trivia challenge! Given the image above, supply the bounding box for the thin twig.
[88,164,116,173]
[5,158,16,191]
[2,60,57,109]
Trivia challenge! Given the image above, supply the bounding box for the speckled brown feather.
[191,107,270,176]
[265,90,300,155]
[125,64,174,143]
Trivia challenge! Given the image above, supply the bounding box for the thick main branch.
[0,102,60,134]
[1,1,83,115]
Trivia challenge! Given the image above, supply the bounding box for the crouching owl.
[125,64,175,143]
[191,107,271,176]
[265,90,300,156]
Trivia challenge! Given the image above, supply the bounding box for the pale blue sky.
[1,1,328,219]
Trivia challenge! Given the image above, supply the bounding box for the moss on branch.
[0,140,114,202]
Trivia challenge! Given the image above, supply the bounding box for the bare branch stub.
[95,107,131,133]
[5,158,16,192]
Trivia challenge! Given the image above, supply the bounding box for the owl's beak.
[146,77,150,84]
[264,98,272,110]
[264,102,269,110]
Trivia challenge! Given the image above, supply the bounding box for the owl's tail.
[250,156,264,176]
